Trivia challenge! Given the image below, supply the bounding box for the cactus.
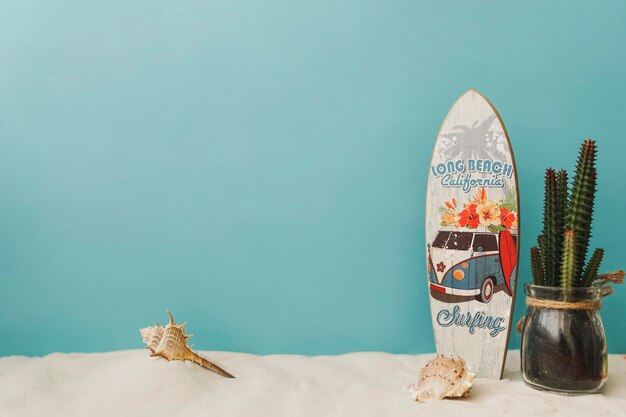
[582,248,604,287]
[537,234,547,284]
[530,246,544,286]
[541,169,558,285]
[530,140,606,289]
[560,229,577,290]
[566,140,597,280]
[554,169,568,281]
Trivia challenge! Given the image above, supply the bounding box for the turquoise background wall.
[1,1,624,356]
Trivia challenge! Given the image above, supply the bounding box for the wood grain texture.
[425,90,519,379]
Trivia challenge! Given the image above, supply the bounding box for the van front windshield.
[445,232,473,250]
[432,232,451,248]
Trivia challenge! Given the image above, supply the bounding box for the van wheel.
[476,278,495,303]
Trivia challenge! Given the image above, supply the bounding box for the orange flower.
[456,204,479,228]
[445,198,457,210]
[476,200,501,226]
[473,188,488,205]
[441,211,457,226]
[440,198,458,226]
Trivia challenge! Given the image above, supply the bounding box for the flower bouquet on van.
[440,188,518,232]
[520,139,624,394]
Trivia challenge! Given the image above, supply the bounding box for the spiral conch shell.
[140,311,235,378]
[408,355,474,402]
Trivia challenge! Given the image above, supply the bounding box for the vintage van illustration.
[427,226,517,303]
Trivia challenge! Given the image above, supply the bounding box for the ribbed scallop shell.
[140,311,235,378]
[408,355,474,402]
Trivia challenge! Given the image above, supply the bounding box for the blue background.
[1,1,624,356]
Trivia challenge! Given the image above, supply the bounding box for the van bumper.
[429,283,480,296]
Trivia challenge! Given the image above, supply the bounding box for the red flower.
[456,203,479,228]
[436,262,446,273]
[500,207,516,229]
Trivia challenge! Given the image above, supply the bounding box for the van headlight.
[453,269,465,280]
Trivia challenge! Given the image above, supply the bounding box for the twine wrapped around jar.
[525,296,601,310]
[516,270,624,334]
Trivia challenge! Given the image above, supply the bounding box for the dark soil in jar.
[521,308,607,392]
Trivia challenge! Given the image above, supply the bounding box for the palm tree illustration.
[438,114,505,161]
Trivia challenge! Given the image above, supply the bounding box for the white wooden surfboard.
[425,90,519,379]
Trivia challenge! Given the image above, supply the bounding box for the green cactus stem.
[566,140,597,282]
[530,246,544,286]
[560,229,577,290]
[542,169,558,285]
[537,234,547,284]
[554,169,568,278]
[582,248,604,287]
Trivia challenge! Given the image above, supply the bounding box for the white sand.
[0,350,624,417]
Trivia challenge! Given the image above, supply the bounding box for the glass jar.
[520,283,608,394]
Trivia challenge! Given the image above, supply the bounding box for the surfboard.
[499,230,517,294]
[425,89,519,379]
